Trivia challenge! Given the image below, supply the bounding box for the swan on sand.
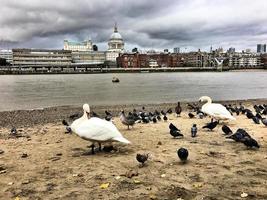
[199,96,236,120]
[67,104,130,154]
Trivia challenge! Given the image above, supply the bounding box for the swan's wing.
[75,117,123,141]
[204,104,234,118]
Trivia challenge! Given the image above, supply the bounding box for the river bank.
[0,98,266,128]
[0,99,266,200]
[0,67,265,75]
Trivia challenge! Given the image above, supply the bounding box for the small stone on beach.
[21,153,28,158]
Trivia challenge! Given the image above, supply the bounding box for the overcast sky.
[0,0,267,52]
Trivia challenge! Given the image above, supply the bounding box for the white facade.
[72,51,106,65]
[64,40,93,51]
[229,53,262,67]
[106,24,124,62]
[0,50,13,64]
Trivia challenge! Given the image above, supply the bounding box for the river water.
[0,71,266,111]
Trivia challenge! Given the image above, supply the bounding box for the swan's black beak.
[86,111,90,118]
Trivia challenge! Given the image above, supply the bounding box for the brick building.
[117,52,209,68]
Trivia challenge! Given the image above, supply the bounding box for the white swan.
[199,96,236,120]
[69,104,130,154]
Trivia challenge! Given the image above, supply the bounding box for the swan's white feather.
[200,96,236,120]
[71,117,130,143]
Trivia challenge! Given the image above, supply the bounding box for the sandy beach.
[0,99,267,200]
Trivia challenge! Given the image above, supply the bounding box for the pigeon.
[152,117,157,123]
[175,102,182,116]
[104,110,113,121]
[261,118,267,126]
[188,113,195,118]
[226,128,251,142]
[10,127,17,135]
[202,120,219,131]
[91,111,100,118]
[157,115,161,121]
[177,148,189,162]
[102,145,115,152]
[163,115,168,121]
[241,136,260,148]
[62,120,72,133]
[120,110,136,129]
[246,111,254,119]
[69,113,80,120]
[197,112,204,119]
[255,113,262,119]
[136,153,149,166]
[169,123,183,138]
[221,125,233,135]
[167,108,173,114]
[169,123,180,131]
[191,124,197,137]
[254,105,261,113]
[252,116,260,124]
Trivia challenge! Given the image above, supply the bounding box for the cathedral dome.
[109,23,123,40]
[110,32,122,40]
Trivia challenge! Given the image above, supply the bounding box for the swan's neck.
[72,111,88,129]
[82,111,88,120]
[206,98,212,104]
[202,98,212,109]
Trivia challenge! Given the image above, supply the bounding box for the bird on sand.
[177,148,189,162]
[241,136,260,148]
[191,124,197,137]
[202,120,219,131]
[64,104,130,154]
[10,127,17,135]
[221,125,233,135]
[169,123,183,138]
[120,110,136,129]
[104,110,113,121]
[226,128,251,142]
[188,112,195,118]
[136,153,149,166]
[167,108,173,114]
[261,118,267,126]
[252,116,260,124]
[163,115,168,121]
[199,96,236,120]
[175,102,182,116]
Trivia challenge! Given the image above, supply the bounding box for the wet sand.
[0,99,267,200]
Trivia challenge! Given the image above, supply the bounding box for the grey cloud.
[0,0,267,51]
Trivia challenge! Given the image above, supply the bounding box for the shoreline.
[0,98,266,128]
[0,67,266,75]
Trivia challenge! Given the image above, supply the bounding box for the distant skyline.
[0,0,267,52]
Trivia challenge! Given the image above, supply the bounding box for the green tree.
[93,44,98,51]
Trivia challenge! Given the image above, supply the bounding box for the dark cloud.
[0,0,267,52]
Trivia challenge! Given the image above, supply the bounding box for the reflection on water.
[0,71,266,111]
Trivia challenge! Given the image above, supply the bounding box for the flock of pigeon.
[61,96,266,165]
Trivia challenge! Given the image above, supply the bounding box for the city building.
[117,52,209,68]
[228,52,262,68]
[64,39,93,51]
[227,47,235,54]
[12,49,72,66]
[173,47,180,53]
[106,23,124,62]
[71,51,106,65]
[257,44,266,53]
[0,49,13,64]
[261,53,267,67]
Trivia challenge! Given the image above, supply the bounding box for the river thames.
[0,71,266,111]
